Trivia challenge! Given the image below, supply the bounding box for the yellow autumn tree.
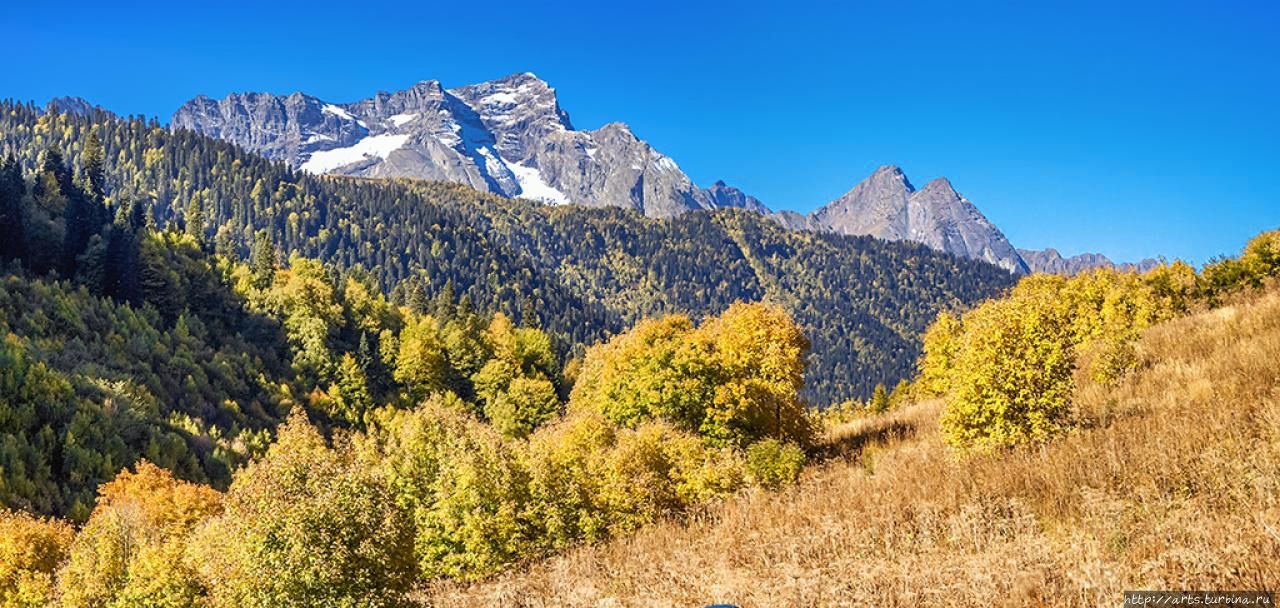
[394,314,448,402]
[695,302,813,448]
[263,256,346,383]
[917,311,963,397]
[56,460,222,608]
[570,302,812,449]
[189,409,415,608]
[0,510,73,608]
[940,275,1076,451]
[569,315,705,430]
[485,375,560,439]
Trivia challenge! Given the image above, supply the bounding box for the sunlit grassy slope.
[420,288,1280,607]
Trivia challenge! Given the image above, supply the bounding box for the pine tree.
[869,383,890,414]
[185,194,205,243]
[521,295,539,328]
[406,280,428,315]
[82,131,106,203]
[250,229,276,290]
[357,331,392,399]
[60,156,96,276]
[0,153,24,261]
[434,280,456,320]
[103,220,141,304]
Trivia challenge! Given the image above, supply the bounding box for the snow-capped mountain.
[170,74,1150,275]
[172,73,727,218]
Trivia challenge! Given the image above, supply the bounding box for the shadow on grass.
[809,418,919,464]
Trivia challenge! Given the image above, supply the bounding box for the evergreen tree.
[0,153,24,261]
[250,229,276,290]
[869,383,890,414]
[56,151,100,277]
[102,219,141,304]
[184,194,205,243]
[521,295,539,328]
[82,131,107,203]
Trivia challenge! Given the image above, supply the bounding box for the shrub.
[359,398,529,580]
[0,510,73,608]
[485,375,560,439]
[522,413,745,553]
[940,276,1076,451]
[56,461,221,608]
[917,311,963,397]
[570,302,813,449]
[190,410,415,608]
[522,413,615,550]
[745,439,806,490]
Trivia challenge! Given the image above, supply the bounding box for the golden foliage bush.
[744,438,806,490]
[359,397,529,581]
[56,461,220,608]
[940,275,1077,450]
[190,410,416,608]
[0,510,73,608]
[570,302,812,449]
[937,264,1196,450]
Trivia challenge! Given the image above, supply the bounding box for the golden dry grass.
[420,290,1280,607]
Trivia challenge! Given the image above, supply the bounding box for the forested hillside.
[0,101,1016,403]
[0,126,835,605]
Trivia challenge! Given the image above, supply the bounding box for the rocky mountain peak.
[810,166,1027,274]
[45,96,100,117]
[870,164,915,191]
[704,180,771,214]
[918,176,956,195]
[443,73,573,164]
[1017,248,1160,275]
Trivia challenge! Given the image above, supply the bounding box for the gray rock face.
[45,96,109,118]
[810,165,1029,274]
[768,210,818,231]
[1017,248,1160,275]
[170,91,367,168]
[704,180,772,214]
[171,73,713,218]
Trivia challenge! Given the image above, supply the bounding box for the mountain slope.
[422,286,1280,606]
[2,102,1017,403]
[809,165,1029,273]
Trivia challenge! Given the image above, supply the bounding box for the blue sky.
[3,0,1277,264]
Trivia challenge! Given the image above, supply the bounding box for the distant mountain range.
[1017,248,1159,275]
[145,73,1151,274]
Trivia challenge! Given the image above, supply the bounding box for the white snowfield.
[300,134,411,174]
[508,162,570,205]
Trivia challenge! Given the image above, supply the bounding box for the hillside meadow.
[421,286,1280,607]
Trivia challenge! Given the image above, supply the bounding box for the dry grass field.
[420,289,1280,607]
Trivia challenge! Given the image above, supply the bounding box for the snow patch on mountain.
[323,104,354,120]
[300,134,410,174]
[508,163,569,205]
